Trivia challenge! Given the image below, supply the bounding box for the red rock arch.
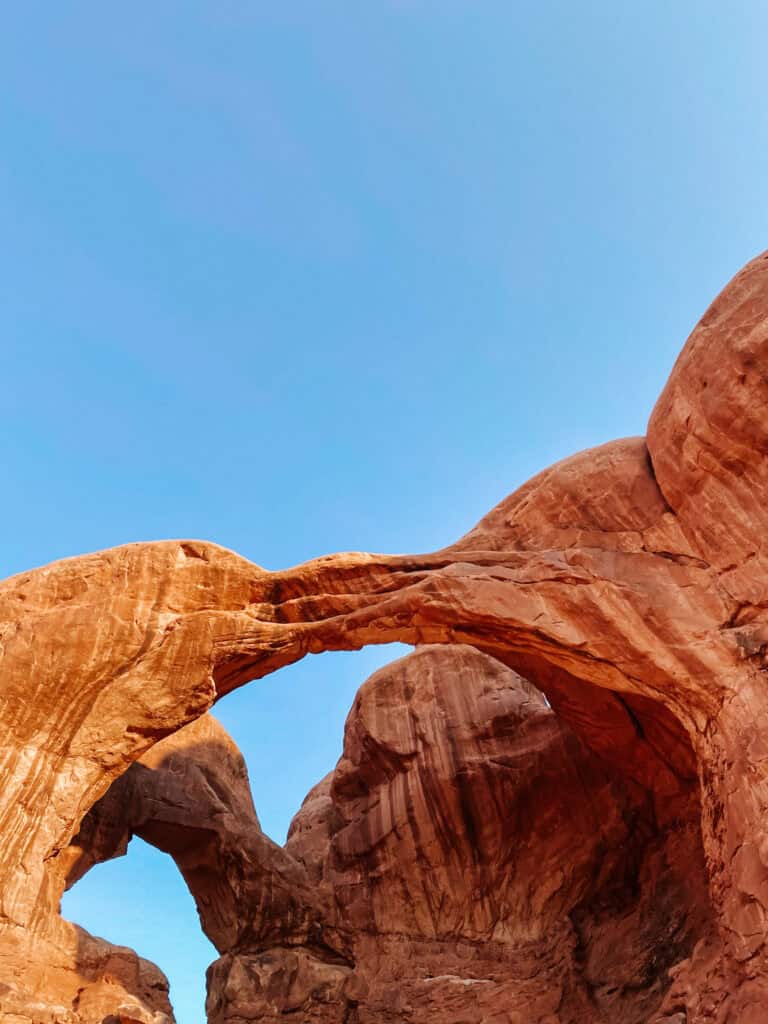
[3,252,768,1021]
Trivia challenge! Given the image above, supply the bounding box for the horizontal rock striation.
[2,252,768,1020]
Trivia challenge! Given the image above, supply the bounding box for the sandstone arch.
[3,252,768,1021]
[63,647,710,1024]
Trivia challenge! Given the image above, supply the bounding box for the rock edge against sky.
[4,253,768,1022]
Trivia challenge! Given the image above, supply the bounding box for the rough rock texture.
[62,714,332,958]
[3,252,768,1020]
[66,647,709,1024]
[282,645,709,1024]
[61,714,353,1023]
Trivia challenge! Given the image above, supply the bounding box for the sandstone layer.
[3,252,768,1021]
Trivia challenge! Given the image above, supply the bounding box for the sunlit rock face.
[3,252,768,1021]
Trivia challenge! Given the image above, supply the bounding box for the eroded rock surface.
[3,252,768,1020]
[65,647,709,1023]
[283,645,709,1024]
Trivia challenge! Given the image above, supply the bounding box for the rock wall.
[3,252,768,1020]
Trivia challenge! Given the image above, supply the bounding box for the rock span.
[2,251,768,1021]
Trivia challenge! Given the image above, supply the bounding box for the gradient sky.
[3,3,768,1021]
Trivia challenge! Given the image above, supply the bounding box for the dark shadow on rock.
[60,646,712,1024]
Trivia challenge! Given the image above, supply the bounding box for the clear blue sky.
[3,4,767,1021]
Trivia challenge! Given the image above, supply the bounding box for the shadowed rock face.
[3,252,768,1020]
[62,714,331,958]
[64,647,709,1024]
[282,646,709,1024]
[59,714,354,1024]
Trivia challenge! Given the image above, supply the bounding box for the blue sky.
[3,3,767,1021]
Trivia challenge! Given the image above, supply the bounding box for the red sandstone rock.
[2,252,768,1020]
[285,645,709,1024]
[63,714,329,957]
[66,647,709,1023]
[62,714,350,1023]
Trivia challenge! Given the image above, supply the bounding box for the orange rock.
[63,647,709,1023]
[3,252,768,1020]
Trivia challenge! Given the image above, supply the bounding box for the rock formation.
[61,713,350,1023]
[3,251,768,1021]
[60,646,709,1023]
[283,645,708,1024]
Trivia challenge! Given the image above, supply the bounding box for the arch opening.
[59,645,411,1024]
[61,836,215,1024]
[59,641,712,1024]
[6,253,768,1021]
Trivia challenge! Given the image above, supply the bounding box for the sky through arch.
[8,3,768,1022]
